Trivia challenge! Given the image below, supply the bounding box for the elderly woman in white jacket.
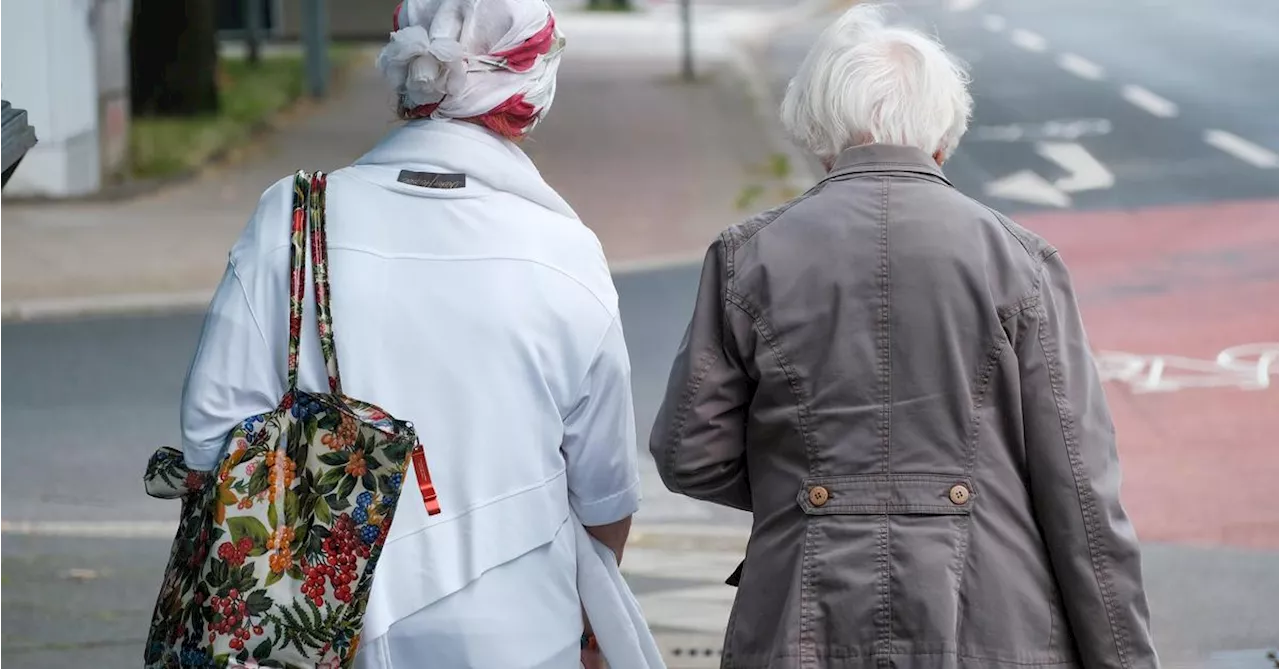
[179,0,663,667]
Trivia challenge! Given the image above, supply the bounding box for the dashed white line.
[1009,29,1048,53]
[1121,84,1179,118]
[982,14,1007,32]
[1056,53,1105,81]
[1203,130,1280,168]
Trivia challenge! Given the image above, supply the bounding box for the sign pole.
[301,0,330,98]
[680,0,694,81]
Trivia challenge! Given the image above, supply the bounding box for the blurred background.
[1,0,1276,667]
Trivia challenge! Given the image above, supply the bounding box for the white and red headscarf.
[376,0,564,136]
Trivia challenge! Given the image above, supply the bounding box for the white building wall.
[2,0,103,197]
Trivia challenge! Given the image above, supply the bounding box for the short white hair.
[780,4,973,162]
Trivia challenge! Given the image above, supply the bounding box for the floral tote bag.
[143,171,441,668]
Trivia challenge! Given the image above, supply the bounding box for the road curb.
[1,290,213,323]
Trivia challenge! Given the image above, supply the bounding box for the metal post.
[245,0,263,65]
[680,0,694,81]
[300,0,330,98]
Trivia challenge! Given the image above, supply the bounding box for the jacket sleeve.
[561,315,642,527]
[1014,251,1157,669]
[181,180,291,472]
[180,261,281,471]
[649,236,753,511]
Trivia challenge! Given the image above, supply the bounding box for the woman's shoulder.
[228,176,297,267]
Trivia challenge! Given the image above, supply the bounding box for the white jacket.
[180,119,663,668]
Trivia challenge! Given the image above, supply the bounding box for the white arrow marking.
[984,170,1071,208]
[1036,142,1115,193]
[948,0,983,11]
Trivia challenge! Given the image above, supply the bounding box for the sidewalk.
[0,3,817,319]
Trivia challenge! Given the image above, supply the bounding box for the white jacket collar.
[353,119,577,220]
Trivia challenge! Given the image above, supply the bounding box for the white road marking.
[982,14,1006,32]
[1203,129,1280,168]
[1036,142,1116,193]
[984,170,1071,208]
[948,0,983,11]
[1121,84,1179,118]
[983,141,1115,207]
[1056,53,1105,80]
[0,520,180,538]
[1009,29,1047,52]
[1096,343,1278,393]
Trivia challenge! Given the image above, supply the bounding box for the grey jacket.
[650,145,1157,669]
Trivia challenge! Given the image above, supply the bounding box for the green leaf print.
[318,451,350,467]
[227,517,270,553]
[245,462,270,498]
[246,589,273,615]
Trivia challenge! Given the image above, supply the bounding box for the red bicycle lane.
[1017,198,1279,550]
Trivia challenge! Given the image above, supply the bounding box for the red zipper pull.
[411,443,441,516]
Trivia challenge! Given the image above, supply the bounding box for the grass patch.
[128,48,356,180]
[582,0,637,11]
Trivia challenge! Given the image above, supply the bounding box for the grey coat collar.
[822,144,953,187]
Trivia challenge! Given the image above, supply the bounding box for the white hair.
[780,4,973,162]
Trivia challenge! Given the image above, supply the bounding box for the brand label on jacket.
[397,170,466,189]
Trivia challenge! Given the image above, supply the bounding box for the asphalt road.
[3,1,1278,665]
[767,0,1279,212]
[0,265,747,669]
[2,265,1277,668]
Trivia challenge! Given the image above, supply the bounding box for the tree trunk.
[130,0,219,116]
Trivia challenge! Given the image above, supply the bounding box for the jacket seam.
[803,504,972,515]
[733,183,828,247]
[239,244,620,320]
[999,250,1051,326]
[874,177,893,667]
[562,314,622,421]
[746,648,1076,665]
[724,291,820,469]
[229,259,272,356]
[661,347,722,497]
[804,473,973,483]
[877,176,893,475]
[1034,302,1132,668]
[825,171,953,189]
[949,331,1006,616]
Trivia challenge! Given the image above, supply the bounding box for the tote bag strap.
[285,171,343,394]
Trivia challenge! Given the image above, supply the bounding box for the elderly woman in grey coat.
[650,5,1158,669]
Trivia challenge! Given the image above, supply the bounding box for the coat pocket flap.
[797,473,974,515]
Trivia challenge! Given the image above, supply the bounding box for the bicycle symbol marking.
[1095,343,1278,394]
